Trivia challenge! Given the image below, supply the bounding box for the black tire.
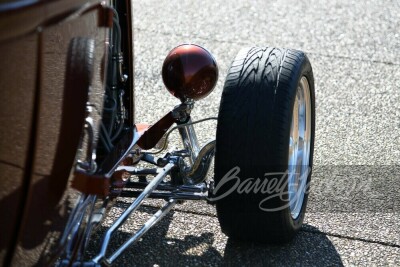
[42,37,98,265]
[61,37,95,175]
[214,47,315,243]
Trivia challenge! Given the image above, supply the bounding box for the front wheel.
[214,47,315,243]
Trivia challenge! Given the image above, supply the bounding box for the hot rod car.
[0,0,315,266]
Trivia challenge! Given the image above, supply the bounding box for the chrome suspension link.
[107,199,177,264]
[56,194,97,264]
[178,118,200,164]
[92,163,175,265]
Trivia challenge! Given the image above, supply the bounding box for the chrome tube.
[77,116,97,173]
[92,163,174,264]
[57,194,97,260]
[107,199,177,264]
[183,140,216,185]
[178,118,200,164]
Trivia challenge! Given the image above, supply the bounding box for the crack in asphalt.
[134,27,400,67]
[134,202,400,249]
[300,228,400,249]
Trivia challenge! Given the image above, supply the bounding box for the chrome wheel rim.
[288,76,312,219]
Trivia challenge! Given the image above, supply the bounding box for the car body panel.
[0,0,137,265]
[0,33,38,265]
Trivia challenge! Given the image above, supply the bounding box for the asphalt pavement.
[88,0,400,266]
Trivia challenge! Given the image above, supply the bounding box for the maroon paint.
[162,44,218,101]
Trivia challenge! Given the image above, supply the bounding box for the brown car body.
[0,0,134,265]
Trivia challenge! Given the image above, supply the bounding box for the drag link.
[118,190,207,201]
[124,181,207,193]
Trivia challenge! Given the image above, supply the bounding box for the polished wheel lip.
[288,76,312,220]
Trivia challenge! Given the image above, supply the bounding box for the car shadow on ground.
[86,203,343,266]
[86,204,223,266]
[222,225,344,266]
